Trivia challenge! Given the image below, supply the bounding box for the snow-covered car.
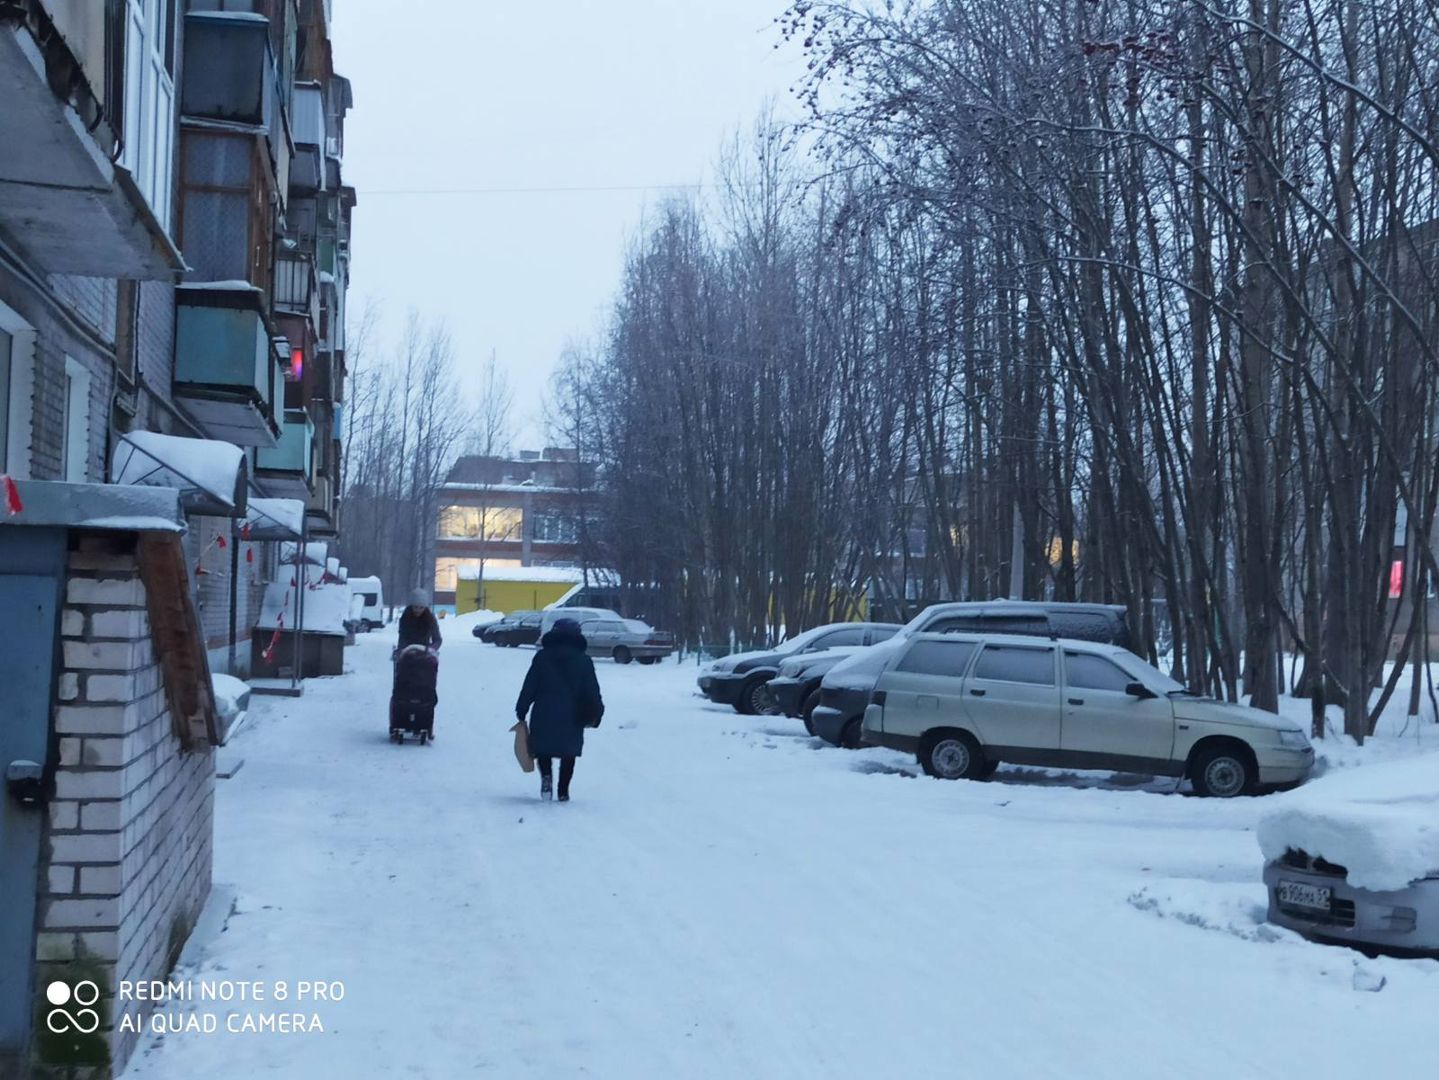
[539,607,624,637]
[581,617,676,664]
[811,600,1133,749]
[860,632,1314,795]
[697,622,902,716]
[762,646,871,733]
[1259,754,1439,955]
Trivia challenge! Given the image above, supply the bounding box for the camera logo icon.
[44,980,101,1035]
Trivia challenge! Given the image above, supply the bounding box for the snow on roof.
[456,565,584,583]
[440,482,579,495]
[255,581,351,636]
[111,431,244,510]
[1257,751,1439,891]
[2,480,186,534]
[348,575,382,591]
[177,279,265,292]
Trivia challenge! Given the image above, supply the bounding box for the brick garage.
[30,533,216,1079]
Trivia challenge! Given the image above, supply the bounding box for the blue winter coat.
[516,626,604,758]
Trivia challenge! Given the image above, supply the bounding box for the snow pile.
[255,581,351,636]
[111,431,244,509]
[446,608,504,633]
[211,674,250,720]
[1257,751,1439,890]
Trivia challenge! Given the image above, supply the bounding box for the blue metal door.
[0,528,63,1078]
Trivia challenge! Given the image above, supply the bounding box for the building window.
[0,329,10,473]
[122,0,178,229]
[532,514,578,544]
[438,505,523,541]
[62,357,92,483]
[0,303,36,479]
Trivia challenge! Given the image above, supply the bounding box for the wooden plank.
[138,532,220,749]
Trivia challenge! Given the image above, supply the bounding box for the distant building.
[432,448,595,606]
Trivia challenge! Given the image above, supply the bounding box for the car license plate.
[1277,880,1331,911]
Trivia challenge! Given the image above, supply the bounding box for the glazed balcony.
[255,409,315,499]
[173,285,282,447]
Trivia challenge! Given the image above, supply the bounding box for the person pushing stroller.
[390,590,442,744]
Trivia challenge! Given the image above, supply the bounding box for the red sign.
[1390,560,1405,598]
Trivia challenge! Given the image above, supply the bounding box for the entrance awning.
[111,431,248,517]
[243,497,306,541]
[0,480,185,533]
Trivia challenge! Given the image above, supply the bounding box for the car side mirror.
[1125,682,1157,700]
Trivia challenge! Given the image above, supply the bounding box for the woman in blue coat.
[515,618,604,801]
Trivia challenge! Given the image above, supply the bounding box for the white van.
[538,606,623,637]
[349,576,386,630]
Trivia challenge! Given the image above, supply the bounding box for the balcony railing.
[274,252,317,315]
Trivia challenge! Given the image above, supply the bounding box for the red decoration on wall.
[1,474,22,516]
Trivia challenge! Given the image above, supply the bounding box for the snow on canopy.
[111,431,244,510]
[255,580,351,636]
[244,497,305,539]
[280,540,328,566]
[1257,751,1439,891]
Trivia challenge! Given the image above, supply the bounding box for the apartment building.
[0,2,354,1074]
[433,448,597,606]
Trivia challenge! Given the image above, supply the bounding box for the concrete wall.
[32,533,215,1080]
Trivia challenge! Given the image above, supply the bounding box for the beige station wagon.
[861,633,1314,796]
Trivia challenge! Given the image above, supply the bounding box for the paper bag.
[510,720,535,773]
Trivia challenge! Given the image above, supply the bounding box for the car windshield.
[775,626,837,654]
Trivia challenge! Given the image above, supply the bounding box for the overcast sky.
[331,1,807,448]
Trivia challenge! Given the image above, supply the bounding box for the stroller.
[390,644,438,744]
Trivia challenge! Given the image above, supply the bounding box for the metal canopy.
[242,497,306,541]
[0,480,185,533]
[111,431,249,518]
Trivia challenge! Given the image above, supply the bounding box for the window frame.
[895,639,978,678]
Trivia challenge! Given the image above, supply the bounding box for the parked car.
[579,617,677,664]
[469,612,514,640]
[1259,755,1439,956]
[698,622,902,715]
[860,631,1313,795]
[492,611,544,647]
[763,646,870,734]
[539,606,625,637]
[811,600,1133,749]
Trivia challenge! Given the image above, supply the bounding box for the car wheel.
[840,717,866,749]
[736,676,769,716]
[1190,745,1253,798]
[919,731,987,780]
[613,646,633,665]
[800,689,821,736]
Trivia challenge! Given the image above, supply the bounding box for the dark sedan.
[697,622,901,715]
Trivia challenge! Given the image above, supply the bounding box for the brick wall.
[34,534,215,1079]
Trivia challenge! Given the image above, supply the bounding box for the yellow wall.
[455,577,576,615]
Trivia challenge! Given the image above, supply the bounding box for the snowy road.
[124,628,1437,1079]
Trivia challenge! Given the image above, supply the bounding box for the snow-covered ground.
[122,631,1439,1079]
